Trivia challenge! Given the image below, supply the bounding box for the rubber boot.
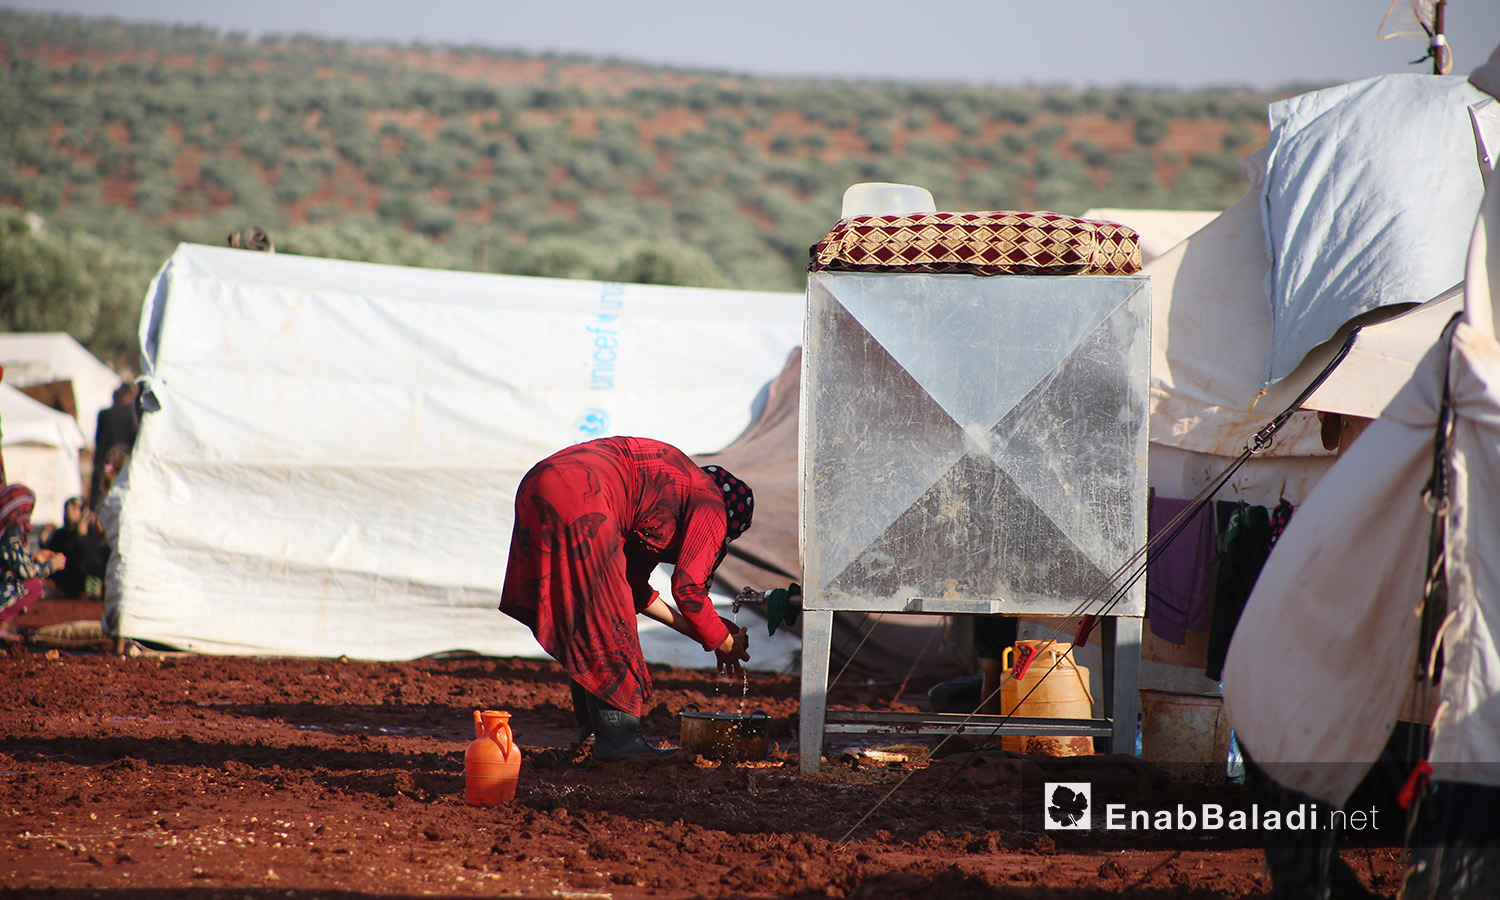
[569,681,594,746]
[588,695,677,761]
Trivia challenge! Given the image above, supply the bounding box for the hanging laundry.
[1206,501,1285,681]
[1145,496,1218,644]
[1268,499,1294,548]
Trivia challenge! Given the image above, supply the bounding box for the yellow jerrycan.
[1000,639,1095,756]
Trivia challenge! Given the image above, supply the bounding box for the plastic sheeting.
[0,332,123,446]
[1224,320,1500,805]
[1260,74,1499,386]
[0,383,86,528]
[1147,147,1330,460]
[107,244,804,663]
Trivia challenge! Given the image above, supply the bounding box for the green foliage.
[1072,140,1112,169]
[1100,150,1167,208]
[0,212,97,334]
[0,6,1288,340]
[1133,113,1169,147]
[495,235,730,288]
[65,230,159,369]
[274,159,323,204]
[0,210,155,367]
[279,218,459,269]
[1033,155,1094,215]
[133,174,179,219]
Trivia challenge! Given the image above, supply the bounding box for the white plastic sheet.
[108,244,803,663]
[0,332,123,446]
[1260,74,1497,386]
[1224,321,1500,803]
[0,383,86,528]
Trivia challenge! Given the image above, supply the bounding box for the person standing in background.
[91,383,138,508]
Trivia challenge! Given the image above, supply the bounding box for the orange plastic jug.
[1000,640,1095,757]
[465,710,521,805]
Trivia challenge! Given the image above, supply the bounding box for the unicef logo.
[574,408,610,439]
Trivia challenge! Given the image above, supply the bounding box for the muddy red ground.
[2,598,1405,899]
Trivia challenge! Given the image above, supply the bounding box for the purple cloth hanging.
[1146,496,1218,644]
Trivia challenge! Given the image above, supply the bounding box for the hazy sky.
[9,1,1500,91]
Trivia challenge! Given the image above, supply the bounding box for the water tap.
[732,587,767,614]
[732,584,803,636]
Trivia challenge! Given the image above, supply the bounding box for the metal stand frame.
[797,610,1141,773]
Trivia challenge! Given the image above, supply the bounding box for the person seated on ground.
[43,497,108,599]
[499,436,752,761]
[0,484,65,641]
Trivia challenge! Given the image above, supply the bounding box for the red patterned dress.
[500,436,733,716]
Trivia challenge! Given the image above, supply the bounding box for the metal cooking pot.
[678,703,771,762]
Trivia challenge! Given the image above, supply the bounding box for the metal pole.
[1432,0,1449,75]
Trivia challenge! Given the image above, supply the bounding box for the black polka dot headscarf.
[701,465,753,541]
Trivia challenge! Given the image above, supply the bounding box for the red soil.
[2,597,1404,898]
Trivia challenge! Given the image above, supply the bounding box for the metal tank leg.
[1100,616,1142,755]
[797,609,834,774]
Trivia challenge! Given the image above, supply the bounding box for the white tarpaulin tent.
[1223,154,1500,802]
[0,332,124,446]
[0,383,86,528]
[1146,147,1339,507]
[1224,319,1500,804]
[1149,75,1499,507]
[106,244,804,665]
[1259,75,1499,387]
[1081,208,1219,264]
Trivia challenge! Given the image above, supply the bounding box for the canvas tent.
[0,383,86,528]
[1081,208,1218,264]
[1223,108,1500,816]
[1222,318,1500,804]
[0,332,123,447]
[106,244,804,666]
[108,73,1497,690]
[1145,148,1338,509]
[1216,49,1500,894]
[1148,75,1500,509]
[1221,48,1500,803]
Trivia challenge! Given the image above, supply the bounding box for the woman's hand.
[714,627,750,680]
